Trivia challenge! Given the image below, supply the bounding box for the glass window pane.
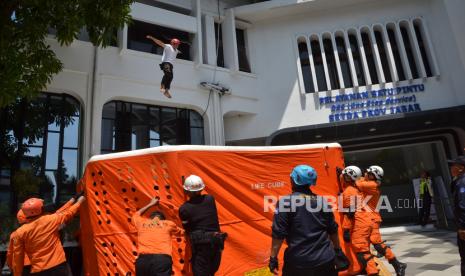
[62,149,78,180]
[63,116,79,148]
[189,111,203,127]
[190,128,204,145]
[45,171,58,204]
[24,137,43,147]
[149,107,160,125]
[310,39,327,91]
[161,108,177,144]
[22,147,43,170]
[361,32,379,84]
[102,102,116,119]
[400,25,419,79]
[131,127,149,150]
[101,119,115,151]
[387,28,406,81]
[65,97,80,117]
[298,41,315,93]
[46,132,59,170]
[374,30,392,82]
[48,96,62,131]
[150,139,160,147]
[335,36,353,88]
[348,34,366,86]
[150,126,160,140]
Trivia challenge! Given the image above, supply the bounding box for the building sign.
[319,84,425,122]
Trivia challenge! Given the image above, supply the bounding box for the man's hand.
[77,196,86,204]
[146,35,153,40]
[343,229,351,242]
[269,256,279,275]
[150,197,160,206]
[458,229,465,240]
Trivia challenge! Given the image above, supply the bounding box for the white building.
[3,0,465,226]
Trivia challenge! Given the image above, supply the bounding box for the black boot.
[390,258,407,276]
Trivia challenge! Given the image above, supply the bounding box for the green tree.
[0,0,134,107]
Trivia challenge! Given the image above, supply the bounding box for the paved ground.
[378,228,461,275]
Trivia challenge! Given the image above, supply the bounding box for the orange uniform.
[352,179,395,275]
[7,230,31,268]
[132,213,184,255]
[6,198,75,271]
[10,200,82,275]
[341,182,362,232]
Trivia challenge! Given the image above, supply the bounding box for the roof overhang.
[234,0,380,23]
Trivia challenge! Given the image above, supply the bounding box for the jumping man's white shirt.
[162,44,179,63]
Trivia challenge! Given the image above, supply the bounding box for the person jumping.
[146,35,181,99]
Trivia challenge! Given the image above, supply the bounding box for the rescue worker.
[340,165,363,244]
[352,165,406,276]
[179,175,226,276]
[10,195,85,276]
[146,35,181,99]
[132,196,184,275]
[448,156,465,276]
[418,171,434,226]
[7,197,77,275]
[269,165,348,276]
[7,210,32,275]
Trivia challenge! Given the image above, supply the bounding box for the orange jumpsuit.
[10,200,82,275]
[132,213,184,255]
[352,179,396,275]
[6,198,75,271]
[341,174,362,233]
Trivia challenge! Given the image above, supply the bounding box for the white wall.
[224,0,465,142]
[43,0,465,162]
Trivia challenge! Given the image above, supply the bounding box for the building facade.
[2,0,465,238]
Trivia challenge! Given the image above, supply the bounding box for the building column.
[206,91,225,145]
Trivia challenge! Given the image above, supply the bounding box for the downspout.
[87,45,98,161]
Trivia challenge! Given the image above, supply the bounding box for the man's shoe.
[390,258,407,276]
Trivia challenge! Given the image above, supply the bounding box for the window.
[135,0,191,15]
[215,23,225,67]
[374,29,392,82]
[323,37,340,90]
[297,39,315,93]
[361,30,379,84]
[348,33,366,86]
[236,28,251,72]
[101,101,204,153]
[0,93,81,218]
[294,19,437,91]
[335,35,353,87]
[400,23,419,79]
[310,37,328,91]
[387,26,406,81]
[127,20,192,61]
[413,20,433,77]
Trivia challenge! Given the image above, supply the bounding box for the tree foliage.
[0,0,134,107]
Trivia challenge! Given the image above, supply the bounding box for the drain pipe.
[86,45,98,162]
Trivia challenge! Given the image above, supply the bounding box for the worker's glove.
[269,256,279,274]
[343,229,351,242]
[334,248,350,271]
[73,191,85,200]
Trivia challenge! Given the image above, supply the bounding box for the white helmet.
[183,175,205,192]
[342,165,362,181]
[367,165,384,180]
